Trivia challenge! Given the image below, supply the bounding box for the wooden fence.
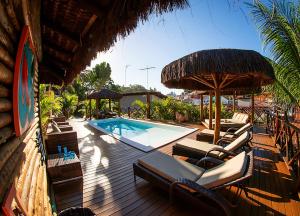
[266,110,300,194]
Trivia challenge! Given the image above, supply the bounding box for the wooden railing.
[225,105,268,124]
[266,110,300,194]
[127,107,147,119]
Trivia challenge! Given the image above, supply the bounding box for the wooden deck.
[55,118,300,215]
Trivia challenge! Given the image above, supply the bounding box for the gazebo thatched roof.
[87,89,123,100]
[39,0,188,85]
[161,49,274,90]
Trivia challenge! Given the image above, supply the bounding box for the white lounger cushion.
[138,151,248,190]
[223,131,249,152]
[234,123,252,136]
[200,129,234,139]
[175,131,249,158]
[196,151,248,188]
[138,151,205,182]
[176,138,223,157]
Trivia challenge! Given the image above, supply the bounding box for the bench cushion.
[223,131,249,152]
[176,138,223,157]
[196,151,248,188]
[200,129,234,139]
[138,151,204,182]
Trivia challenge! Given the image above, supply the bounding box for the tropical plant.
[39,84,62,132]
[131,99,148,118]
[249,0,300,106]
[61,92,78,119]
[81,62,112,92]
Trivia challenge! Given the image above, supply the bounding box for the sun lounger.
[52,120,73,131]
[204,112,249,130]
[197,123,252,142]
[133,151,253,216]
[173,131,251,159]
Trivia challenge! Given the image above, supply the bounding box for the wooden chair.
[45,130,79,156]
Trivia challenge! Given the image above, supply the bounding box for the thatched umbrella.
[162,49,274,143]
[87,89,123,119]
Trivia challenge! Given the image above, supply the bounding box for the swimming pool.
[88,118,197,152]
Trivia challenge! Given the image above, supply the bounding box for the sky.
[88,0,270,95]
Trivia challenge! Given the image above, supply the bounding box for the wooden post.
[251,93,254,124]
[214,88,221,144]
[109,99,111,111]
[209,92,213,130]
[233,91,236,112]
[128,107,131,118]
[200,94,204,121]
[146,93,150,119]
[89,99,91,120]
[95,98,99,118]
[119,100,122,116]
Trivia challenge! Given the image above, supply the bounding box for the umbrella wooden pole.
[109,99,111,111]
[214,88,221,144]
[251,93,254,124]
[209,92,213,129]
[200,94,203,121]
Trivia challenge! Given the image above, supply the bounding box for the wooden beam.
[211,73,218,88]
[44,51,71,65]
[39,64,65,80]
[221,77,239,89]
[82,15,98,37]
[76,0,105,17]
[219,74,229,89]
[42,57,68,71]
[43,44,73,59]
[190,76,215,89]
[42,19,81,46]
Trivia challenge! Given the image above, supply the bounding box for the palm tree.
[249,0,300,106]
[81,62,112,93]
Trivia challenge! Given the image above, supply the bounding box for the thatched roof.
[39,0,188,85]
[87,89,123,100]
[122,91,166,99]
[161,49,275,91]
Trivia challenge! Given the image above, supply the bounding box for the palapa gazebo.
[87,89,123,119]
[162,49,274,143]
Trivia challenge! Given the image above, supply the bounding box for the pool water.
[89,118,197,152]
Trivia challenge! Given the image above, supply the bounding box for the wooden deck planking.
[53,119,300,215]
